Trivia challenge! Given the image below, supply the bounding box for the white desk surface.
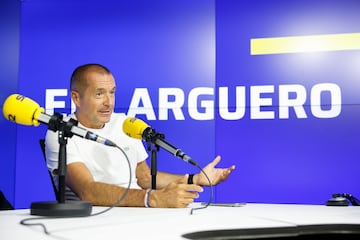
[1,203,360,240]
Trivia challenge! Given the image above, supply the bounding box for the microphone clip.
[47,112,78,138]
[143,127,164,152]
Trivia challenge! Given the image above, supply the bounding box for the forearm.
[136,161,189,189]
[137,171,186,189]
[79,181,146,207]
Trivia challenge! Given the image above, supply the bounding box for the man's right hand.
[149,175,203,208]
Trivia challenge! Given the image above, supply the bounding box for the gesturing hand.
[194,156,235,186]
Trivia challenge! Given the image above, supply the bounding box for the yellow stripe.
[250,33,360,55]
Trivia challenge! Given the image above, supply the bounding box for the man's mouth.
[99,109,112,115]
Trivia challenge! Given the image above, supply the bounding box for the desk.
[1,203,360,240]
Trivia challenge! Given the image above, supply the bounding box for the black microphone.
[2,94,117,147]
[122,117,197,166]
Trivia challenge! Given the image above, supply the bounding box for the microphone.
[122,117,197,166]
[2,94,117,147]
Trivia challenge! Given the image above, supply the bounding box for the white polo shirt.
[45,112,148,190]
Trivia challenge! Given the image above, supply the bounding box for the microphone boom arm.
[142,128,197,166]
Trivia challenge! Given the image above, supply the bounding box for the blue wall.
[215,0,360,204]
[0,0,20,207]
[2,0,360,209]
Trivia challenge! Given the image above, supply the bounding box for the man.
[46,63,235,208]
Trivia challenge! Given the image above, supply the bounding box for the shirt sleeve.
[45,129,84,173]
[134,139,149,163]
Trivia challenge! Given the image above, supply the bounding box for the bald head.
[70,63,112,96]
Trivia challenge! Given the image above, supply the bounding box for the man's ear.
[71,91,80,107]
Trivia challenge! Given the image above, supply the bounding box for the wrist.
[144,188,152,208]
[188,174,195,184]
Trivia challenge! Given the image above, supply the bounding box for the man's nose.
[103,94,112,106]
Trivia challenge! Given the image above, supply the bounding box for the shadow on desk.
[182,224,360,240]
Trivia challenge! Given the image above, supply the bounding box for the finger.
[226,165,236,173]
[184,191,200,200]
[222,166,235,179]
[208,155,221,167]
[184,184,203,193]
[179,198,194,208]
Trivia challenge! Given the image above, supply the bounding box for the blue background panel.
[0,0,20,207]
[215,0,360,204]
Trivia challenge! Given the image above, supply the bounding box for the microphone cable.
[189,162,214,215]
[20,143,132,235]
[90,144,132,216]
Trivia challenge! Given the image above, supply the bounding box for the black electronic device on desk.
[326,193,360,207]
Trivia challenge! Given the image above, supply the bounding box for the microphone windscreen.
[2,94,44,126]
[122,117,149,140]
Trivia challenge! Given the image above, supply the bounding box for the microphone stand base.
[30,200,92,217]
